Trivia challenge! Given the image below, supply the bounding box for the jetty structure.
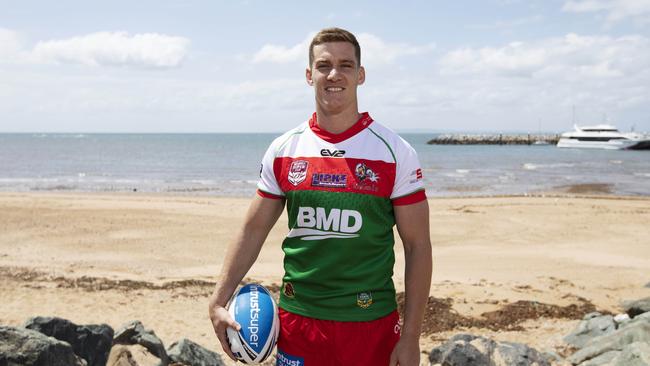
[428,133,560,145]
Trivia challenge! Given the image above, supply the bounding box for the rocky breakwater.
[428,296,650,366]
[428,134,560,145]
[0,318,224,366]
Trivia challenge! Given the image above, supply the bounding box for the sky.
[1,0,650,133]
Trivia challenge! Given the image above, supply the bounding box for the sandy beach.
[1,192,649,364]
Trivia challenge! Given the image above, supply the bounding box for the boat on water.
[557,124,650,150]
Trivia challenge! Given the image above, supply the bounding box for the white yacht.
[557,124,650,150]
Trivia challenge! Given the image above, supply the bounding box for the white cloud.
[406,32,648,131]
[356,33,435,67]
[563,0,650,25]
[32,32,190,69]
[251,32,435,67]
[440,33,650,79]
[252,33,314,64]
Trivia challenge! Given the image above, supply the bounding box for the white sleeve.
[257,142,284,197]
[390,138,425,200]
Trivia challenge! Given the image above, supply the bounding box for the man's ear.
[306,67,314,86]
[357,66,365,85]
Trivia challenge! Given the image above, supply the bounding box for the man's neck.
[315,107,361,135]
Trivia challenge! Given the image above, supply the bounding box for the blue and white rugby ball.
[226,283,279,364]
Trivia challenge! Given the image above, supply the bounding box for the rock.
[113,320,169,366]
[611,342,650,366]
[619,311,650,330]
[0,326,85,366]
[429,334,549,366]
[107,345,138,366]
[541,350,563,364]
[563,313,615,349]
[578,350,619,366]
[107,345,161,366]
[623,297,650,318]
[24,316,114,366]
[493,341,550,366]
[645,282,650,289]
[167,338,225,366]
[568,322,650,364]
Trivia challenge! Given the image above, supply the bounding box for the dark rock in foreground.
[114,320,169,366]
[0,326,85,366]
[24,316,114,366]
[167,338,225,366]
[429,333,550,366]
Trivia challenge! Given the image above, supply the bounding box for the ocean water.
[0,133,648,197]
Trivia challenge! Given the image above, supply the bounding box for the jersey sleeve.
[257,142,284,199]
[390,138,426,205]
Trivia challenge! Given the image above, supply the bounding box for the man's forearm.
[400,240,432,339]
[211,195,284,306]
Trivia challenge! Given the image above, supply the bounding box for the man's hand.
[389,337,421,366]
[208,293,241,361]
[207,195,285,361]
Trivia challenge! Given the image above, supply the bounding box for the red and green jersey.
[257,112,425,321]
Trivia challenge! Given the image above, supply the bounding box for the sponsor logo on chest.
[287,206,363,240]
[320,149,345,157]
[311,173,347,188]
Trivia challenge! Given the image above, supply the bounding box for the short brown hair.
[309,27,361,67]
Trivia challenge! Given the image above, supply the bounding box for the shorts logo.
[277,349,304,366]
[283,282,295,298]
[356,292,373,309]
[311,173,347,188]
[288,160,308,186]
[355,163,379,183]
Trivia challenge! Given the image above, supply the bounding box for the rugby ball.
[226,283,279,364]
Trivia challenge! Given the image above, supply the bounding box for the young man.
[209,27,432,366]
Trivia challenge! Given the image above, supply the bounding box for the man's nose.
[327,67,341,80]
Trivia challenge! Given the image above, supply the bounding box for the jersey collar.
[309,112,374,143]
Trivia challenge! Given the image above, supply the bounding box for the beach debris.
[0,325,86,366]
[113,320,169,366]
[613,313,631,325]
[396,293,598,335]
[24,316,114,366]
[428,333,550,366]
[167,338,225,366]
[563,312,616,349]
[622,297,650,318]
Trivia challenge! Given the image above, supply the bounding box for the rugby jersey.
[257,112,425,321]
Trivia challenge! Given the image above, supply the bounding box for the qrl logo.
[287,207,363,240]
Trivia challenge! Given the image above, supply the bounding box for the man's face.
[306,42,365,116]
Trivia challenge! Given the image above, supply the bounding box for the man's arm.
[389,199,432,366]
[208,194,285,361]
